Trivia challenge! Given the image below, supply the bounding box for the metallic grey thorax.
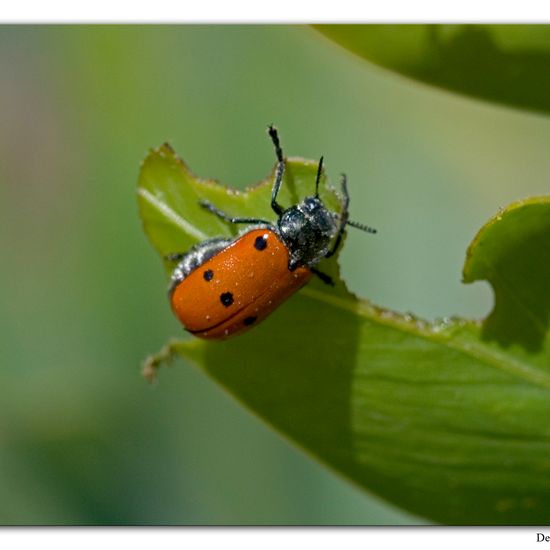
[277,197,338,270]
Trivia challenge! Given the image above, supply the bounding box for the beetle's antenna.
[315,156,324,198]
[347,219,377,234]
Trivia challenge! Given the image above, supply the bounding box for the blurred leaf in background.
[315,25,550,115]
[1,25,550,525]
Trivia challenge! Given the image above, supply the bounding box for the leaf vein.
[138,188,208,241]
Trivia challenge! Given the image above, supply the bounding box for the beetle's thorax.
[277,196,338,270]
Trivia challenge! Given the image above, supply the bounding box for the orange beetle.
[167,126,376,340]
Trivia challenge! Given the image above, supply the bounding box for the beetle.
[167,126,376,339]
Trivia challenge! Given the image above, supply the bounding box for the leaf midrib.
[138,187,208,241]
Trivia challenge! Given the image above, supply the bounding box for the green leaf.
[463,197,550,353]
[138,144,550,525]
[314,25,550,116]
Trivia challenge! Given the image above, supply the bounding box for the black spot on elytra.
[254,235,268,251]
[203,269,214,282]
[243,316,257,326]
[220,292,234,307]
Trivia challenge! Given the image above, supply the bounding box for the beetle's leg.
[199,199,269,225]
[325,173,350,259]
[267,125,285,216]
[165,252,186,262]
[311,267,335,286]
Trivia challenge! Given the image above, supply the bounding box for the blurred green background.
[1,25,549,525]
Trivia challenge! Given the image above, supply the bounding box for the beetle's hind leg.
[165,252,186,262]
[311,267,335,286]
